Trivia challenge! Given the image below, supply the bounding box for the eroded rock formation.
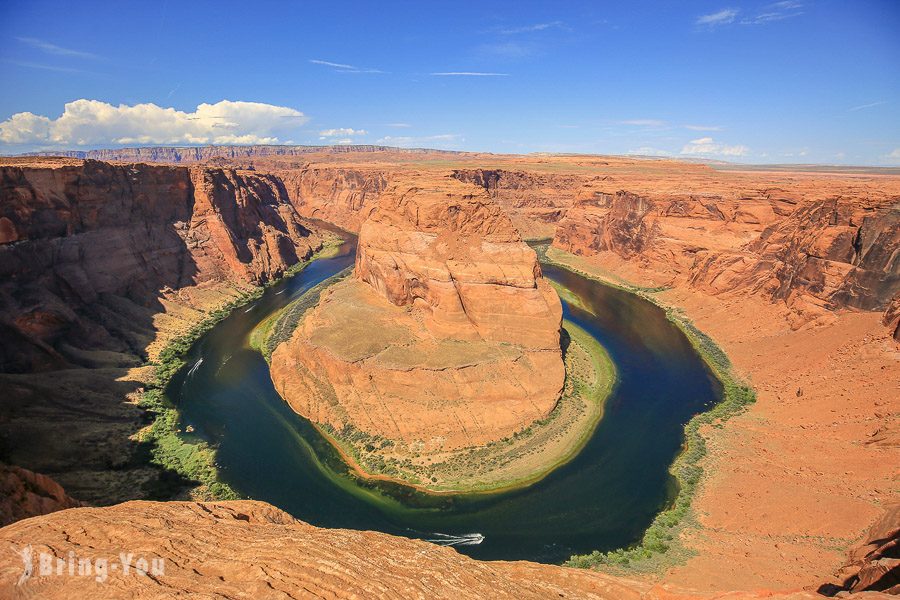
[0,465,82,526]
[270,176,564,452]
[0,157,327,505]
[553,189,900,325]
[0,500,828,599]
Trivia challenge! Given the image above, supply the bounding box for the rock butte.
[270,175,564,452]
[0,149,898,596]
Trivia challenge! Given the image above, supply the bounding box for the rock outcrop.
[270,176,564,454]
[884,293,900,341]
[0,500,830,599]
[828,503,900,594]
[0,465,82,527]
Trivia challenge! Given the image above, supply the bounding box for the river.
[169,236,721,563]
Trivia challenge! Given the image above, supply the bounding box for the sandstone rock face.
[831,503,900,594]
[356,176,562,348]
[451,168,588,238]
[0,157,326,508]
[271,176,564,451]
[276,166,389,231]
[553,190,900,325]
[0,500,830,599]
[0,465,82,527]
[0,159,321,373]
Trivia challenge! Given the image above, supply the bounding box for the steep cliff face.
[0,157,325,506]
[270,176,564,455]
[451,168,593,238]
[884,293,900,342]
[276,166,389,231]
[0,159,320,373]
[0,499,833,599]
[355,176,562,347]
[552,189,900,324]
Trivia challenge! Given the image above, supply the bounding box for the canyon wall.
[552,189,900,326]
[451,168,592,238]
[276,166,389,231]
[0,157,326,505]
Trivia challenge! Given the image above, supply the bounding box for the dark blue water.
[169,239,721,563]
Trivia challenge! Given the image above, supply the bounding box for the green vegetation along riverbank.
[542,245,756,574]
[252,270,617,494]
[137,241,344,501]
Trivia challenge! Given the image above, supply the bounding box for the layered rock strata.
[0,157,326,504]
[270,176,564,452]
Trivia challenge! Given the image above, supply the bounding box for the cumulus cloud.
[0,99,308,147]
[680,136,748,157]
[319,128,367,137]
[884,148,900,165]
[696,8,739,26]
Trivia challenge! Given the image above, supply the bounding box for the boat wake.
[423,532,485,547]
[187,358,204,377]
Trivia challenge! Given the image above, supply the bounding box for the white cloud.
[884,149,900,165]
[308,59,384,74]
[620,119,666,127]
[319,128,367,137]
[0,99,308,147]
[680,136,748,157]
[848,100,887,112]
[376,133,462,148]
[385,123,412,128]
[741,1,804,24]
[494,21,565,35]
[627,147,672,157]
[696,8,739,26]
[684,124,723,131]
[430,72,509,77]
[16,37,98,59]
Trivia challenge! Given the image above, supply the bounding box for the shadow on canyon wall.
[0,159,322,505]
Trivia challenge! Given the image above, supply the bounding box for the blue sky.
[0,0,898,164]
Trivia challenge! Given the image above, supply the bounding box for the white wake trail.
[424,532,485,547]
[187,357,203,377]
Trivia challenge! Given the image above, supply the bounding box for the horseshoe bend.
[1,4,899,595]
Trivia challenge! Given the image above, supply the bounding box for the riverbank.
[544,246,900,590]
[255,270,616,494]
[136,240,344,501]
